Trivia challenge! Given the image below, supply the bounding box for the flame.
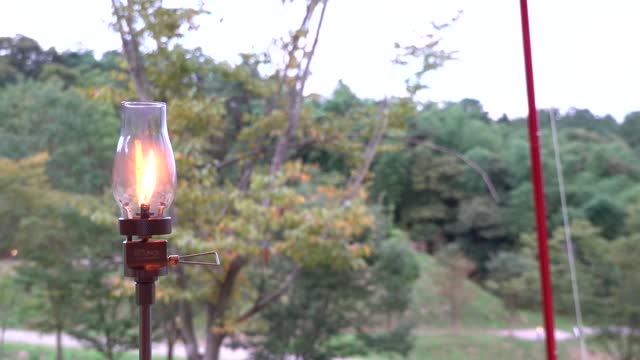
[135,140,157,206]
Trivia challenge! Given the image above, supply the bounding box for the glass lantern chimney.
[112,102,177,219]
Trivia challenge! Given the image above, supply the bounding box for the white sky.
[1,0,639,121]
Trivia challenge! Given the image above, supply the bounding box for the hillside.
[411,253,513,329]
[360,253,581,360]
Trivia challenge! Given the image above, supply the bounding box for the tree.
[486,250,540,324]
[252,264,371,360]
[451,196,511,270]
[0,154,51,255]
[68,264,138,360]
[15,203,137,360]
[620,111,640,150]
[487,221,614,323]
[370,151,409,209]
[584,196,626,239]
[1,155,136,360]
[0,81,119,194]
[0,35,57,83]
[558,107,618,136]
[110,0,208,101]
[593,234,640,360]
[371,231,421,327]
[253,229,419,360]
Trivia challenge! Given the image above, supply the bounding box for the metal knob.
[167,250,221,267]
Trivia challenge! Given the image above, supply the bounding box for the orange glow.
[10,248,18,257]
[134,140,157,206]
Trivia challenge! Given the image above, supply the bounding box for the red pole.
[518,1,557,359]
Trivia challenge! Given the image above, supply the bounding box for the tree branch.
[215,137,320,171]
[423,141,501,203]
[269,0,328,175]
[342,100,389,203]
[398,136,501,203]
[206,254,248,330]
[298,0,327,98]
[111,0,152,101]
[235,264,301,324]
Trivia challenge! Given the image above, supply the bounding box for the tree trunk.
[0,324,5,357]
[269,0,327,177]
[174,266,201,360]
[55,326,63,360]
[178,299,201,360]
[111,0,152,101]
[167,338,174,360]
[166,324,175,360]
[204,332,225,360]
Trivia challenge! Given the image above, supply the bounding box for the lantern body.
[112,102,176,219]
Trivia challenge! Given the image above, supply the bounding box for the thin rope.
[549,109,588,359]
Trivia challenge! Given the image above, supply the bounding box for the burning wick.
[135,140,157,215]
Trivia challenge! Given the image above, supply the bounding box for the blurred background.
[1,0,640,359]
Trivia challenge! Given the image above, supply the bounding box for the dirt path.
[493,328,576,341]
[1,326,584,359]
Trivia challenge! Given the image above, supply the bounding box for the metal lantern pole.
[518,1,558,359]
[120,215,171,360]
[120,222,220,360]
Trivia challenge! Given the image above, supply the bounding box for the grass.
[411,253,519,329]
[0,342,181,360]
[410,253,576,330]
[357,333,578,360]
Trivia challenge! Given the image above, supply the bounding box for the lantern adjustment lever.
[168,250,221,267]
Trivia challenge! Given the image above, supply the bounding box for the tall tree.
[110,1,390,359]
[15,202,137,360]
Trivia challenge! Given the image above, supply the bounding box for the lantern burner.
[139,203,152,219]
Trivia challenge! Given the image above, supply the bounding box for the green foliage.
[0,276,18,351]
[253,228,419,360]
[0,35,54,82]
[14,203,136,360]
[594,235,640,359]
[357,323,415,358]
[0,81,118,194]
[253,264,371,360]
[557,108,618,136]
[323,80,361,116]
[620,111,640,149]
[486,250,540,314]
[584,196,626,239]
[371,151,409,207]
[370,231,420,315]
[0,154,51,254]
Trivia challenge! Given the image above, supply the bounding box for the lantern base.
[119,217,172,237]
[123,239,169,278]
